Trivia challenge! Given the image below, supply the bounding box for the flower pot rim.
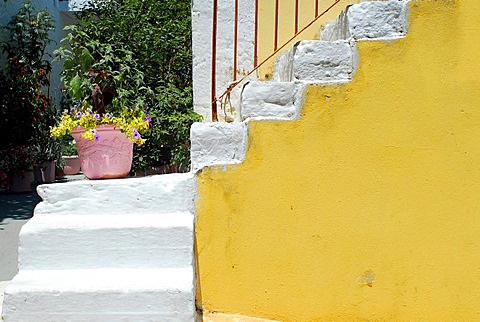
[71,124,119,133]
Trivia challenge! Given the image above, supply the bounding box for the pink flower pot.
[71,125,133,180]
[63,156,81,175]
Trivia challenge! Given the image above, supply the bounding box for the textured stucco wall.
[195,0,480,320]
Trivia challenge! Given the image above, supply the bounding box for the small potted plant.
[61,135,81,175]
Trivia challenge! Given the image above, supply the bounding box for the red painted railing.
[211,0,343,121]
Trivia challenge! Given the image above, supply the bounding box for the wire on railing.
[214,0,342,109]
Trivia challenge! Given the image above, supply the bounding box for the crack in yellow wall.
[196,0,480,320]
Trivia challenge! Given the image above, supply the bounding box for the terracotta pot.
[10,170,34,193]
[63,156,81,175]
[35,161,56,183]
[71,125,133,179]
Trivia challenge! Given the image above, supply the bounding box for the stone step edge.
[21,212,194,231]
[4,268,193,293]
[320,0,409,42]
[34,172,196,215]
[18,212,194,270]
[2,268,194,319]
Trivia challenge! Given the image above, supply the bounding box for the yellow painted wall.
[257,0,359,79]
[197,0,480,320]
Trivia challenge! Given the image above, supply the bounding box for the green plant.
[54,0,201,172]
[0,0,56,159]
[60,135,78,156]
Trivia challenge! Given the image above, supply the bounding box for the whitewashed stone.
[3,268,193,322]
[273,47,295,82]
[190,122,248,172]
[320,1,409,41]
[19,213,194,270]
[241,81,306,121]
[347,1,408,40]
[320,9,349,41]
[293,40,358,82]
[34,173,196,216]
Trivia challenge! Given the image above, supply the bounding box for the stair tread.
[7,268,193,292]
[22,212,194,231]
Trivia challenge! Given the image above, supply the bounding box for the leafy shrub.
[57,0,201,172]
[0,1,60,173]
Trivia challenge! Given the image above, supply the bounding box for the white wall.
[191,0,256,122]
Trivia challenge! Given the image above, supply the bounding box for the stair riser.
[241,81,305,121]
[293,40,358,82]
[320,0,408,41]
[190,122,248,172]
[19,226,193,270]
[3,290,193,322]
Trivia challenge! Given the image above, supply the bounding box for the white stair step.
[240,81,305,121]
[292,40,358,82]
[2,268,193,322]
[19,213,193,270]
[321,0,408,41]
[35,173,196,216]
[190,122,247,173]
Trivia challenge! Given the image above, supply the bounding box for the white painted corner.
[190,122,248,172]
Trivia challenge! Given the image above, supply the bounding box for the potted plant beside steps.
[60,136,81,175]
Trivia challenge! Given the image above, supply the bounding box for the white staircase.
[1,174,196,321]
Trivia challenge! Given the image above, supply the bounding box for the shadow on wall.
[0,192,39,227]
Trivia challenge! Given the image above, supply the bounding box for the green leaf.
[80,48,93,72]
[69,75,83,100]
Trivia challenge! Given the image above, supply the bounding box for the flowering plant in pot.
[50,89,151,179]
[59,135,80,175]
[50,7,153,180]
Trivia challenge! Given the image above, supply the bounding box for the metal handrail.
[211,0,343,121]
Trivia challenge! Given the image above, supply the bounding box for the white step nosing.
[34,172,196,215]
[190,121,248,173]
[320,0,409,41]
[18,212,194,270]
[5,268,193,292]
[3,269,194,321]
[21,212,194,231]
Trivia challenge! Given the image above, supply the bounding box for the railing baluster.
[295,0,299,34]
[233,0,239,81]
[315,0,319,17]
[274,0,279,51]
[254,0,258,67]
[211,0,218,121]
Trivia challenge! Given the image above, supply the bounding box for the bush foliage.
[58,0,201,172]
